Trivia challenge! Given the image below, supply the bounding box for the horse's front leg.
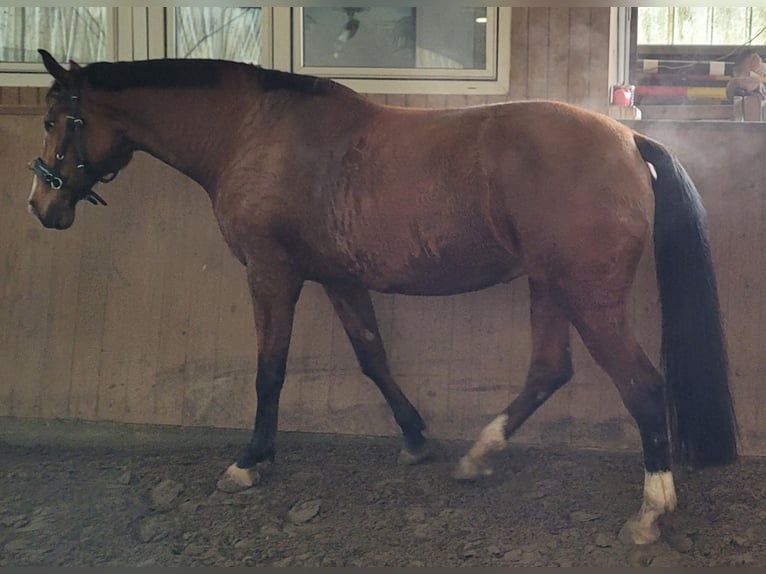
[324,282,429,464]
[217,262,303,492]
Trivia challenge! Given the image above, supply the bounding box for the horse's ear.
[38,49,73,87]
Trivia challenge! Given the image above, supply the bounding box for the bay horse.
[27,50,737,545]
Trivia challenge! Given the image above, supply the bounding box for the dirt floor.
[1,418,765,567]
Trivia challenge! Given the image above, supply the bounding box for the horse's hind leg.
[569,301,674,545]
[324,283,429,464]
[456,279,573,479]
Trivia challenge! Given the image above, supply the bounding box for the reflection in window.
[638,7,766,46]
[302,7,487,71]
[0,7,108,64]
[173,7,264,64]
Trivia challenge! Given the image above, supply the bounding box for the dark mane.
[83,59,224,91]
[253,66,342,96]
[69,58,346,97]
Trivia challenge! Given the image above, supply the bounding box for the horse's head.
[28,50,134,229]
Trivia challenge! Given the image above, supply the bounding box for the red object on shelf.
[611,85,635,106]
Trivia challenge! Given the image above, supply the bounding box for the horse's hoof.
[397,442,432,465]
[453,456,493,481]
[618,517,661,546]
[216,462,261,493]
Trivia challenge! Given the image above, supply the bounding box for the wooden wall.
[9,9,765,456]
[0,8,613,115]
[4,113,766,456]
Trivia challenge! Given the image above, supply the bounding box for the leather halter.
[32,92,114,206]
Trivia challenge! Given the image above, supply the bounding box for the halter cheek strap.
[33,92,112,207]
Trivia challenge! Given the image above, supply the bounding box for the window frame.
[164,7,273,67]
[0,7,123,87]
[1,6,510,95]
[626,7,766,100]
[289,7,510,95]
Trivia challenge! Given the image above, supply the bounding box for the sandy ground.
[1,418,764,567]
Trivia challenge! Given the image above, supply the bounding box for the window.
[167,7,269,65]
[1,7,510,95]
[292,7,502,93]
[0,7,115,85]
[637,7,766,47]
[626,7,766,108]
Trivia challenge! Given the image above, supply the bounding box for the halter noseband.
[32,92,114,206]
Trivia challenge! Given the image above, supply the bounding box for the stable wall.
[1,8,612,114]
[2,115,766,456]
[3,7,765,456]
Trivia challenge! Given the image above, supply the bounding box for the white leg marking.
[620,470,677,545]
[216,462,256,493]
[646,161,658,181]
[455,414,508,480]
[644,470,677,513]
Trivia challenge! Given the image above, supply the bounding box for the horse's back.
[223,94,655,297]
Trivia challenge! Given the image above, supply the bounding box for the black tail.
[634,133,738,468]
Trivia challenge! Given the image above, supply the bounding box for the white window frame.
[2,6,511,95]
[164,7,273,67]
[0,7,162,87]
[286,7,511,95]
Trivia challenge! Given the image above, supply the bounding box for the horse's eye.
[44,119,55,132]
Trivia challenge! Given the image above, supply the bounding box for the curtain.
[0,7,108,64]
[174,8,263,64]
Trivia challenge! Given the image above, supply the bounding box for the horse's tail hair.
[633,133,738,468]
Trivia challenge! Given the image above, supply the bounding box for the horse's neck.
[110,88,238,192]
[102,81,371,197]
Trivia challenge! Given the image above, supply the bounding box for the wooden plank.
[178,195,226,427]
[446,94,467,109]
[464,95,485,107]
[0,116,36,416]
[68,208,113,420]
[405,94,427,109]
[587,8,611,113]
[567,8,592,108]
[37,223,83,419]
[450,286,519,440]
[384,94,406,108]
[151,173,199,425]
[281,283,335,433]
[120,162,168,425]
[483,94,509,105]
[547,8,571,102]
[426,94,448,109]
[95,158,164,423]
[210,247,259,429]
[387,295,453,435]
[0,87,20,107]
[526,8,550,100]
[10,222,54,419]
[18,87,40,108]
[509,7,529,101]
[364,94,387,106]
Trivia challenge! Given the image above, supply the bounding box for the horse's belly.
[360,246,524,296]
